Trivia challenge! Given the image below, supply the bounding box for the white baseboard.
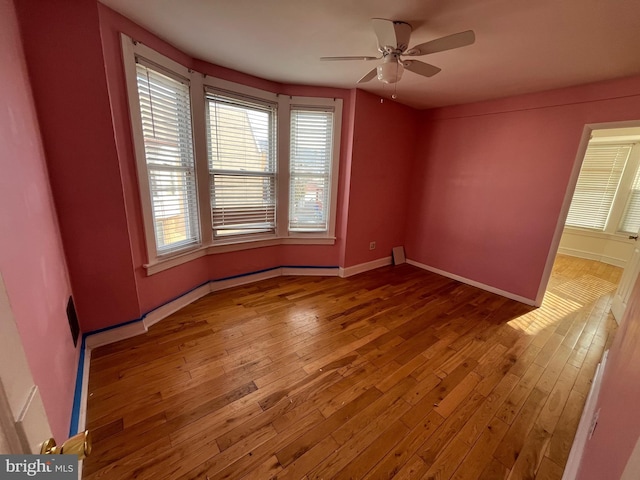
[282,267,339,276]
[339,256,392,278]
[209,269,282,293]
[557,247,627,268]
[84,321,148,349]
[76,347,92,441]
[562,350,609,480]
[144,283,211,329]
[406,259,538,306]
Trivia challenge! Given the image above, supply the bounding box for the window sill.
[144,236,336,275]
[563,227,635,241]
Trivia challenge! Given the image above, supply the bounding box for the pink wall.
[406,75,640,301]
[15,0,141,332]
[9,0,640,467]
[0,0,79,441]
[343,90,419,267]
[576,276,640,479]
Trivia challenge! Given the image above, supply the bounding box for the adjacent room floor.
[82,254,621,479]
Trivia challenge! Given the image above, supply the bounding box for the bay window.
[122,35,342,273]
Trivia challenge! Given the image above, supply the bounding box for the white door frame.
[0,271,52,454]
[611,239,640,324]
[536,119,640,305]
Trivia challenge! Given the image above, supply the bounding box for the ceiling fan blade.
[320,56,380,61]
[405,30,475,56]
[403,60,441,78]
[357,68,378,84]
[372,18,397,49]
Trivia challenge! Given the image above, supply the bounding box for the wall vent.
[66,296,79,347]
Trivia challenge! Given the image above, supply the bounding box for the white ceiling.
[100,0,640,110]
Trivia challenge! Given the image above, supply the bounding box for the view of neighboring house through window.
[135,62,200,254]
[206,91,277,238]
[565,142,640,234]
[289,108,334,232]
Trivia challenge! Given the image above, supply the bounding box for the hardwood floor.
[82,254,620,479]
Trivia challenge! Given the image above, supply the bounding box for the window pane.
[565,144,632,230]
[136,63,200,254]
[206,91,277,237]
[289,109,333,232]
[620,161,640,234]
[211,174,276,236]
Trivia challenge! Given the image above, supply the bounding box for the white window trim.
[287,98,342,239]
[121,35,342,275]
[203,77,280,243]
[615,143,640,234]
[563,226,635,241]
[122,36,203,263]
[564,140,640,236]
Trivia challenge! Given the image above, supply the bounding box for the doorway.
[537,121,640,322]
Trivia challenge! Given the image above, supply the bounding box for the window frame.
[564,139,640,237]
[203,79,281,244]
[122,35,342,275]
[287,101,341,239]
[617,145,640,234]
[122,37,202,262]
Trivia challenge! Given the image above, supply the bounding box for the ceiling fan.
[321,19,475,85]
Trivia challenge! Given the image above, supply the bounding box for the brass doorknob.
[41,430,92,460]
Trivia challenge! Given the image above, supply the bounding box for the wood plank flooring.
[82,254,620,479]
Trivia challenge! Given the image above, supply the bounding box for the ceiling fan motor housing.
[377,53,404,83]
[319,18,476,85]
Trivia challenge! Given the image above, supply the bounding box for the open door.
[611,234,640,324]
[0,271,53,454]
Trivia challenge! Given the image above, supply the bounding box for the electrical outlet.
[369,241,376,250]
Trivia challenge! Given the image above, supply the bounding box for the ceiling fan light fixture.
[320,19,476,85]
[377,57,404,84]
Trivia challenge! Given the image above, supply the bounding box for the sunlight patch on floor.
[507,291,583,334]
[507,270,617,336]
[551,274,618,306]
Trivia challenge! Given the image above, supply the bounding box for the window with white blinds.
[619,163,640,234]
[135,62,200,255]
[289,108,334,232]
[123,37,342,269]
[206,91,277,237]
[565,144,633,230]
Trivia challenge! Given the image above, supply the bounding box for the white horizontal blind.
[289,108,334,232]
[620,160,640,234]
[135,62,200,255]
[566,144,632,230]
[206,91,277,237]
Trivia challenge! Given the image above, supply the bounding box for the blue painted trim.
[82,316,144,337]
[138,278,211,324]
[68,335,86,436]
[67,264,339,434]
[207,266,281,285]
[281,265,339,269]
